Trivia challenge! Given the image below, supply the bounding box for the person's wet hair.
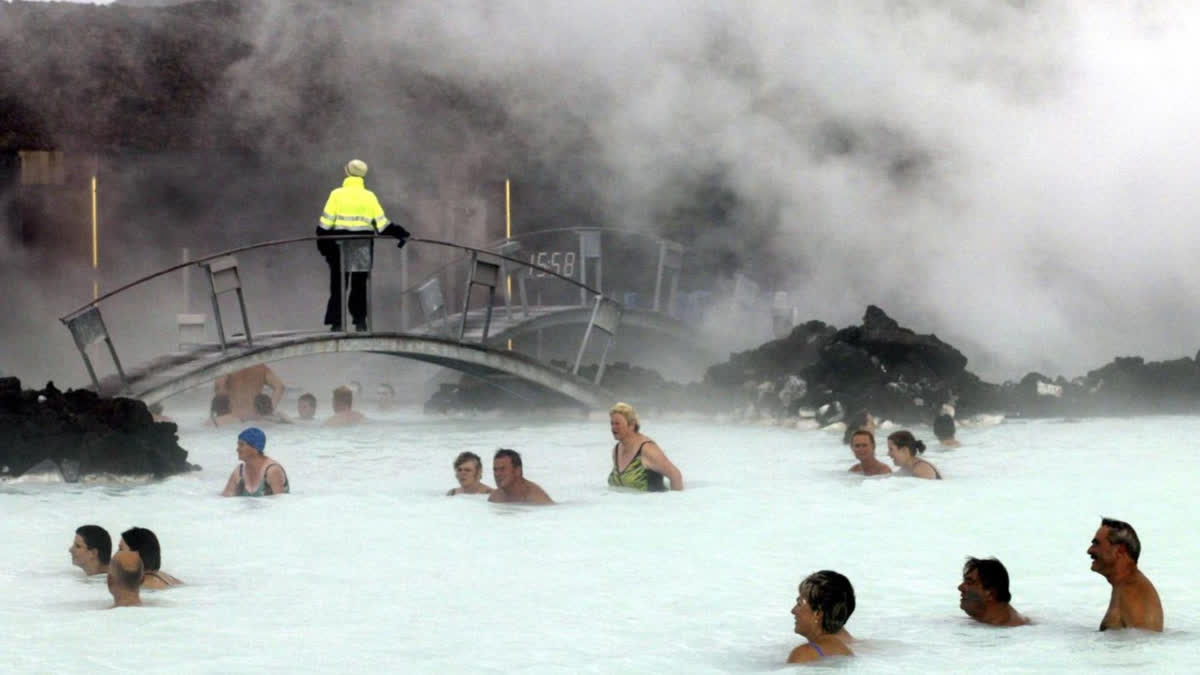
[798,570,856,634]
[609,402,640,432]
[933,414,957,441]
[842,409,872,445]
[299,392,317,407]
[494,448,522,468]
[887,430,926,455]
[333,385,353,409]
[454,451,483,473]
[253,393,273,416]
[964,557,1012,603]
[210,393,232,416]
[76,524,111,565]
[1101,517,1142,563]
[121,527,162,571]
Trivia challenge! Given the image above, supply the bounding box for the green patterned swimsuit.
[608,441,666,492]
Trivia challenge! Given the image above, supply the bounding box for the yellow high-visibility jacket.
[318,176,389,233]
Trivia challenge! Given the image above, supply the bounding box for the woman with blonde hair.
[607,402,683,491]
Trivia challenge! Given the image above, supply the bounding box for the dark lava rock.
[0,378,196,480]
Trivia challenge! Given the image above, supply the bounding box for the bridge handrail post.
[61,306,129,393]
[496,239,530,322]
[458,252,502,343]
[577,229,602,307]
[572,294,623,385]
[202,256,253,351]
[653,241,684,315]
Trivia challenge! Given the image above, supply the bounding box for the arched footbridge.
[58,231,720,410]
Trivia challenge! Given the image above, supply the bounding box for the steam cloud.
[5,0,1200,385]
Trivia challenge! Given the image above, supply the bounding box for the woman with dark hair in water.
[787,570,855,663]
[887,430,941,479]
[119,527,183,589]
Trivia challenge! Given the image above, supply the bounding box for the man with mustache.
[1088,517,1163,632]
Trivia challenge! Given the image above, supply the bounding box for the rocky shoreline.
[428,306,1200,423]
[0,377,197,481]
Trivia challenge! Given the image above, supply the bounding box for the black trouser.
[318,229,368,328]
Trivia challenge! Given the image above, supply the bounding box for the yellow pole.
[505,179,513,351]
[91,175,99,299]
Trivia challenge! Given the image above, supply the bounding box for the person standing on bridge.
[317,159,411,332]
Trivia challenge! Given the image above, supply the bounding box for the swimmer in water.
[323,385,366,427]
[70,524,111,577]
[841,408,876,445]
[488,449,553,505]
[1089,517,1163,632]
[608,402,683,491]
[221,427,290,497]
[958,557,1030,626]
[213,363,285,420]
[447,451,494,495]
[296,392,317,422]
[208,393,240,428]
[118,527,182,589]
[107,551,143,608]
[787,570,855,663]
[887,431,941,479]
[848,430,892,476]
[934,413,962,448]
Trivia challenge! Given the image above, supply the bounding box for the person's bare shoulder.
[849,464,863,473]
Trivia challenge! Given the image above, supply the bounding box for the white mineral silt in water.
[2,408,1197,673]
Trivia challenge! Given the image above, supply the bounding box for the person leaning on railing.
[316,158,410,332]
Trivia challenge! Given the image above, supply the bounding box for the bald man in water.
[107,551,143,608]
[1088,517,1163,632]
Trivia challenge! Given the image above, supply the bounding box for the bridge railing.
[480,227,689,316]
[59,235,624,393]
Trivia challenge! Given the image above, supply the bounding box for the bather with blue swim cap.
[238,427,266,453]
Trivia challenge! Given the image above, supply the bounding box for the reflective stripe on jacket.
[318,176,389,232]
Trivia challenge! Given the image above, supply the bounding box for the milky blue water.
[2,407,1195,673]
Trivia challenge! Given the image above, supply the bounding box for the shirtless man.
[447,451,494,496]
[1089,517,1163,631]
[213,364,285,420]
[107,551,143,608]
[958,557,1030,626]
[847,431,891,476]
[323,385,365,427]
[69,524,111,577]
[487,449,553,505]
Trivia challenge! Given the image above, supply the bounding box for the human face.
[958,568,988,617]
[455,459,481,487]
[118,538,130,553]
[610,413,633,440]
[887,440,909,467]
[236,439,257,461]
[851,434,874,461]
[1088,526,1118,574]
[376,387,394,410]
[297,399,315,420]
[70,534,95,570]
[493,456,518,490]
[791,591,821,639]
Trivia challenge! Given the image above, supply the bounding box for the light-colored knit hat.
[345,159,368,177]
